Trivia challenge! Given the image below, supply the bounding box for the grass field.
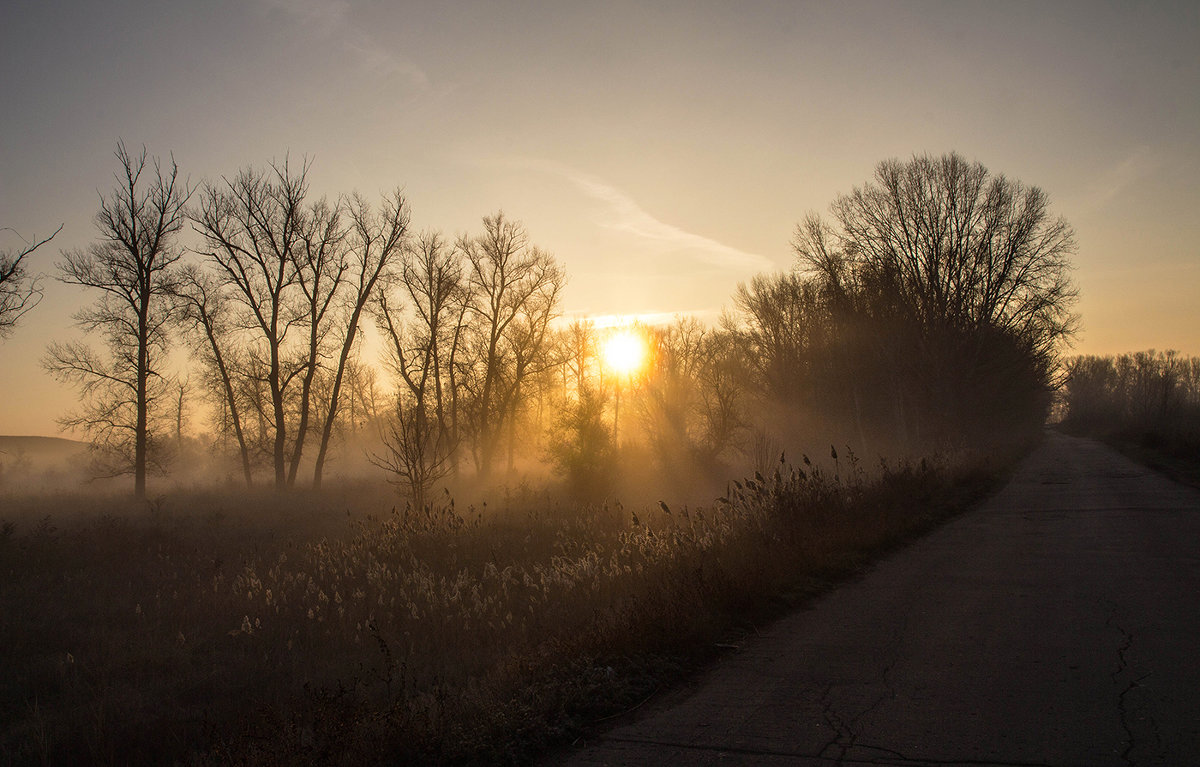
[0,447,1016,766]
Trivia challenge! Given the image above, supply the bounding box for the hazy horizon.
[3,0,1199,438]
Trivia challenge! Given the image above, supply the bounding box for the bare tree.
[1,225,60,339]
[805,152,1079,352]
[374,229,466,479]
[44,143,191,498]
[311,190,410,487]
[457,212,565,478]
[174,264,254,484]
[728,272,822,405]
[192,159,311,489]
[1062,350,1200,446]
[695,328,749,463]
[286,196,346,485]
[792,152,1080,444]
[370,399,455,511]
[560,319,600,397]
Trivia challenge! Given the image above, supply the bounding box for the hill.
[0,435,87,461]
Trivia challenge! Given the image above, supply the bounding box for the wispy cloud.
[1079,146,1159,212]
[258,0,348,26]
[503,158,775,272]
[255,0,430,90]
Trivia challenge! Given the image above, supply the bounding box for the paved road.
[561,432,1200,766]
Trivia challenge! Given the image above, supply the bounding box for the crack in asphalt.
[818,681,851,760]
[1107,607,1163,766]
[818,594,908,764]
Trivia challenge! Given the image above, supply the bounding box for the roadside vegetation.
[1,151,1075,764]
[1058,350,1200,485]
[0,446,1018,766]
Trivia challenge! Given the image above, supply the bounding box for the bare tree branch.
[0,224,61,338]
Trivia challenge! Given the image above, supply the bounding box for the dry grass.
[0,450,1014,766]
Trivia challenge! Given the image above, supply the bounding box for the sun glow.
[602,329,647,377]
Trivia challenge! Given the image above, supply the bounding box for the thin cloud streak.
[256,0,430,90]
[505,158,775,273]
[1078,145,1159,212]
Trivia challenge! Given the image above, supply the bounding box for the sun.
[602,329,647,378]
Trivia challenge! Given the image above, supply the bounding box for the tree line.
[1060,350,1200,450]
[8,146,1079,502]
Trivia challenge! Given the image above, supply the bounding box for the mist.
[5,147,1198,765]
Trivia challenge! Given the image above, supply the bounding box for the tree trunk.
[135,298,149,500]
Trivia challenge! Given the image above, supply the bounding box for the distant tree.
[44,143,191,498]
[374,228,466,479]
[457,213,565,478]
[342,358,384,433]
[0,224,60,339]
[559,319,600,397]
[311,190,410,487]
[637,318,747,474]
[370,399,455,511]
[639,318,706,467]
[1063,350,1200,444]
[544,385,614,497]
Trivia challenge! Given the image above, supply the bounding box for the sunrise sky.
[2,0,1198,437]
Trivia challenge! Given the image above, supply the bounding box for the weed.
[0,446,1015,766]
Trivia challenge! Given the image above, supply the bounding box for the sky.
[1,0,1198,437]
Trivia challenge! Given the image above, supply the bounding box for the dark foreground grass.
[0,447,1021,766]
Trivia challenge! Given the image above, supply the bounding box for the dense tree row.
[30,147,1079,501]
[1060,351,1200,447]
[731,153,1077,455]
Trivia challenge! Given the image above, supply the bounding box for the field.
[0,448,1015,766]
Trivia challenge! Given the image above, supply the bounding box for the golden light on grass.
[602,328,646,378]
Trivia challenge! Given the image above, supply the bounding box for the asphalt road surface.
[560,432,1200,766]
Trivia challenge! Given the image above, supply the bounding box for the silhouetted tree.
[793,152,1079,445]
[174,264,255,484]
[193,159,314,489]
[728,272,823,408]
[312,191,410,487]
[374,229,466,479]
[544,385,614,497]
[696,328,749,462]
[457,213,564,478]
[44,143,191,498]
[371,399,455,511]
[0,224,60,339]
[286,195,346,485]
